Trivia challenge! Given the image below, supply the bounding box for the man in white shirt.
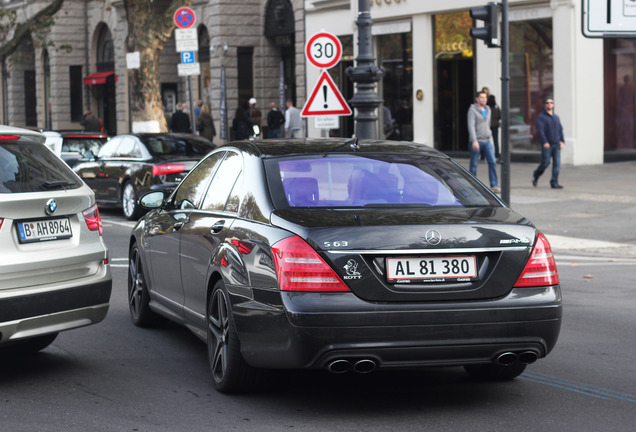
[284,100,302,138]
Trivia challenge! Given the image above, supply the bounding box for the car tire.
[464,362,527,381]
[122,181,142,220]
[1,333,58,356]
[128,242,164,327]
[207,280,259,393]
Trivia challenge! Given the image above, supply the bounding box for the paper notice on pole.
[126,52,140,69]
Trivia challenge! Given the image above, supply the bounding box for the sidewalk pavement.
[460,159,636,258]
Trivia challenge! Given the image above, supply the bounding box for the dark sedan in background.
[74,133,216,219]
[128,138,562,393]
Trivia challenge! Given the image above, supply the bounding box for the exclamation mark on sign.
[323,85,328,109]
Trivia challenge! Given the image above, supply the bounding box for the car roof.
[0,125,46,144]
[219,138,450,158]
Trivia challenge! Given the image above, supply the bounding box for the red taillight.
[82,204,103,236]
[0,218,4,230]
[272,236,350,292]
[0,135,20,140]
[152,164,185,176]
[514,232,559,287]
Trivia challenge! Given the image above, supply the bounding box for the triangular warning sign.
[301,71,352,117]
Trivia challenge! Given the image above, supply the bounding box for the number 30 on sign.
[305,32,342,69]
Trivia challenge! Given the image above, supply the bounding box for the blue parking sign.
[181,51,195,64]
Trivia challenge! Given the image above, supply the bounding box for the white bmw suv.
[0,126,111,355]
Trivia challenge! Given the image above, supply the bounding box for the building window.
[604,39,636,153]
[70,66,83,122]
[237,47,254,108]
[509,19,553,152]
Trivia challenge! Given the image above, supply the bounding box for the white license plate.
[386,255,477,282]
[17,217,73,243]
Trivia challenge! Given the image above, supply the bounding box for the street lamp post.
[346,0,384,139]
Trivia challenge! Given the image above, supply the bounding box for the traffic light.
[470,2,499,48]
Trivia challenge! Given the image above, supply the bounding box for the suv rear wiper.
[41,180,76,190]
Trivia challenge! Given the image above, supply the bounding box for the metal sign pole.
[501,0,511,205]
[187,76,194,133]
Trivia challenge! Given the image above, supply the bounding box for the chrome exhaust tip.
[327,359,352,374]
[518,351,539,364]
[496,352,518,366]
[353,359,376,374]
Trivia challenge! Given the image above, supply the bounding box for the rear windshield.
[62,136,108,155]
[142,136,215,157]
[0,142,82,193]
[265,154,499,208]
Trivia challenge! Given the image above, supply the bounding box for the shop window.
[378,32,412,141]
[509,19,553,152]
[604,39,636,152]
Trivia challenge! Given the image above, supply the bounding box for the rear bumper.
[0,268,112,344]
[230,285,562,370]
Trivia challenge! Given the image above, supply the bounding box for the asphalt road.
[1,208,635,432]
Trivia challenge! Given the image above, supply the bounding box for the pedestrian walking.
[532,97,565,189]
[170,102,191,133]
[467,90,499,193]
[247,98,262,138]
[232,105,253,140]
[267,102,285,138]
[487,94,501,161]
[196,104,216,143]
[193,100,203,123]
[284,100,302,138]
[81,110,103,132]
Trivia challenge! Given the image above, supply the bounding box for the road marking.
[521,371,636,403]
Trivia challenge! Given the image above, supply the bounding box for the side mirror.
[139,191,166,209]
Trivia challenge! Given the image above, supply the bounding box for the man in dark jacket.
[266,102,284,138]
[170,103,191,133]
[533,97,565,189]
[81,111,102,132]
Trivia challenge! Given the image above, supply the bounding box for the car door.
[179,151,243,329]
[145,151,226,314]
[75,137,121,204]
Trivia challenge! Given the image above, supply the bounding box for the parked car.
[43,130,110,168]
[74,133,216,220]
[128,138,562,393]
[0,125,112,355]
[509,117,534,150]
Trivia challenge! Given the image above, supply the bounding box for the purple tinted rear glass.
[274,156,491,208]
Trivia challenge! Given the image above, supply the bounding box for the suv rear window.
[265,154,499,208]
[0,142,82,193]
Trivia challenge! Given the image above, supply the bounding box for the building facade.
[306,0,634,165]
[0,0,305,140]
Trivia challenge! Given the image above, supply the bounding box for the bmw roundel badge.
[45,198,57,215]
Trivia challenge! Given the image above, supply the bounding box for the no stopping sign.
[305,32,342,69]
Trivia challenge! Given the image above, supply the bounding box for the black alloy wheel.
[128,243,163,327]
[207,280,258,393]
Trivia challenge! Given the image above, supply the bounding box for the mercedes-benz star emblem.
[425,229,441,245]
[45,198,57,215]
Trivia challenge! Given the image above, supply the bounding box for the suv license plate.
[17,218,73,243]
[386,255,477,283]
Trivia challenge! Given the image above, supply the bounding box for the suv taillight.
[514,232,559,287]
[0,218,4,230]
[152,164,185,176]
[272,235,350,292]
[82,204,103,236]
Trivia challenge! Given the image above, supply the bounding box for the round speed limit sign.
[306,32,342,69]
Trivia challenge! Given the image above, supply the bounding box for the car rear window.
[265,154,499,208]
[143,136,215,157]
[0,141,82,193]
[62,136,108,155]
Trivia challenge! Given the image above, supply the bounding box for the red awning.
[83,71,118,85]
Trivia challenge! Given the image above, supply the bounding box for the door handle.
[211,220,225,234]
[172,221,185,232]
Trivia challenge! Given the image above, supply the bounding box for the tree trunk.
[125,0,193,132]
